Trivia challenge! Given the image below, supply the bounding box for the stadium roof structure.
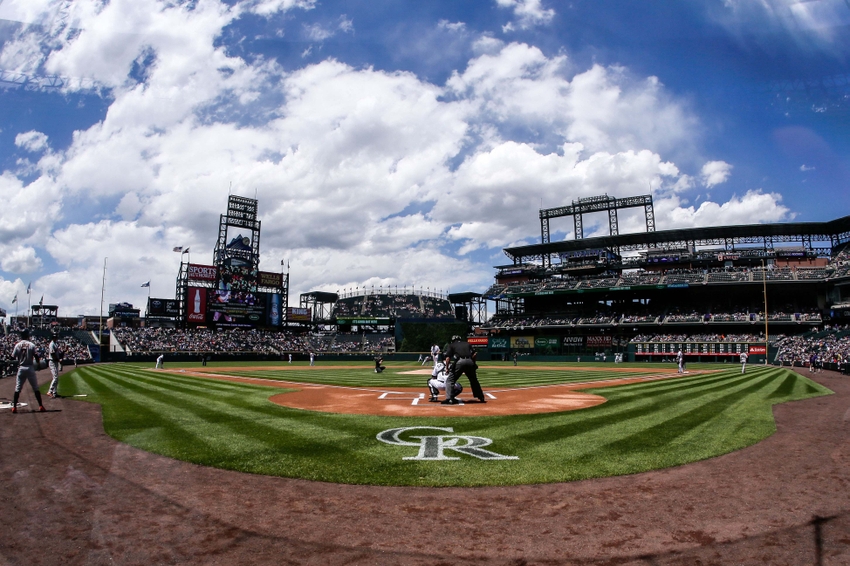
[448,292,482,302]
[502,215,850,264]
[301,291,339,303]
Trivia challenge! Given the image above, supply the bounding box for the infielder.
[11,329,46,414]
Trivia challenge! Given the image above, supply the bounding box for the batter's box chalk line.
[378,391,497,405]
[0,401,28,410]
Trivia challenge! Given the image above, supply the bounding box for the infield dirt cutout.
[163,365,708,416]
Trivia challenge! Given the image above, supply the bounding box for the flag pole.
[99,257,107,359]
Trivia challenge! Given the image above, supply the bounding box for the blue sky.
[0,0,848,318]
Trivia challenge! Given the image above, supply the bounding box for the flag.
[26,282,31,294]
[11,293,17,304]
[141,281,150,288]
[39,295,43,306]
[183,247,190,254]
[173,246,183,252]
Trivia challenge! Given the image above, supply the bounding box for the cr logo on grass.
[377,427,518,461]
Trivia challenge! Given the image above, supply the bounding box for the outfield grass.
[54,362,832,486]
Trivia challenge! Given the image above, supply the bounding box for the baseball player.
[11,329,46,414]
[676,349,684,374]
[427,356,462,402]
[374,355,386,373]
[156,354,164,369]
[47,332,63,398]
[740,351,748,373]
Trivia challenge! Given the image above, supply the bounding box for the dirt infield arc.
[164,365,711,416]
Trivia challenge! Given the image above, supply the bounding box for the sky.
[0,0,849,320]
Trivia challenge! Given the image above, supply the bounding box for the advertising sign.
[148,298,179,316]
[586,335,613,347]
[265,293,281,327]
[510,336,534,349]
[563,336,585,346]
[207,289,264,327]
[258,271,283,288]
[188,264,218,281]
[748,345,767,355]
[534,337,559,348]
[468,337,489,346]
[187,287,207,323]
[286,307,312,322]
[490,337,509,349]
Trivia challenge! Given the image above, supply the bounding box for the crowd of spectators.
[333,292,454,320]
[111,327,396,355]
[630,333,772,344]
[774,326,850,367]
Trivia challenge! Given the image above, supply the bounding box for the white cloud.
[495,0,555,30]
[800,164,816,172]
[700,160,732,187]
[438,20,467,33]
[303,16,354,42]
[0,245,42,274]
[14,131,49,153]
[657,190,792,229]
[0,2,800,314]
[447,43,697,157]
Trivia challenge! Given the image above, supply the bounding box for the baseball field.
[54,360,831,486]
[4,361,850,564]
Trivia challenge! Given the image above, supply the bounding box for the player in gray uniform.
[11,329,46,414]
[47,333,63,398]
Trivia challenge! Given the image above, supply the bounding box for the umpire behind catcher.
[441,335,486,404]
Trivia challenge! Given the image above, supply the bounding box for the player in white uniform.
[676,349,684,373]
[427,356,462,402]
[11,329,46,414]
[47,334,63,398]
[740,351,748,374]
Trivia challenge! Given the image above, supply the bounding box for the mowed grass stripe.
[72,367,366,468]
[61,364,832,486]
[69,366,435,480]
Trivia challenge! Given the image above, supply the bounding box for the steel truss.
[539,194,654,267]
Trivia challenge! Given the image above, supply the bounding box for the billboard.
[258,271,283,288]
[207,289,264,326]
[563,336,585,347]
[586,335,613,347]
[467,337,489,346]
[534,337,559,348]
[148,298,179,317]
[265,293,282,327]
[187,287,208,323]
[188,264,217,281]
[748,345,767,355]
[286,307,312,322]
[220,260,258,292]
[510,336,534,349]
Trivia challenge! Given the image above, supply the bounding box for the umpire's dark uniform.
[442,336,485,404]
